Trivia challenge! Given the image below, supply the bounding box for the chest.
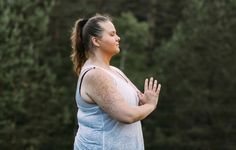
[112,75,139,106]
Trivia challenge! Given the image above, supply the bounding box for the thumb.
[137,92,144,99]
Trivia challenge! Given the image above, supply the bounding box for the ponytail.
[70,19,88,75]
[70,15,112,76]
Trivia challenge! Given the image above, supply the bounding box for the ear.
[91,37,101,47]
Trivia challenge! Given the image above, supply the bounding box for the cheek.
[103,38,116,46]
[101,35,116,45]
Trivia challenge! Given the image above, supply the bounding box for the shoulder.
[82,67,120,103]
[83,67,116,87]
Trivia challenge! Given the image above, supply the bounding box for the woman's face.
[97,21,120,55]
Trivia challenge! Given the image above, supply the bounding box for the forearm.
[128,104,155,123]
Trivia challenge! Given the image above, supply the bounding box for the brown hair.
[70,14,111,76]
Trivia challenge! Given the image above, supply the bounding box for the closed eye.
[110,31,117,36]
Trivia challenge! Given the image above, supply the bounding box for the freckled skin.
[82,68,134,123]
[81,67,161,124]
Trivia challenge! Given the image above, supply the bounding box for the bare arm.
[84,68,161,124]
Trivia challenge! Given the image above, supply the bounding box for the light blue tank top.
[74,65,144,150]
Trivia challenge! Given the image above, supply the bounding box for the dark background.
[1,0,236,149]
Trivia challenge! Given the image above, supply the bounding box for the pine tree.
[151,0,236,149]
[0,1,70,149]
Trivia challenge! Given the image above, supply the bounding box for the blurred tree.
[0,0,71,149]
[6,0,233,149]
[113,12,148,70]
[148,0,236,149]
[146,0,186,66]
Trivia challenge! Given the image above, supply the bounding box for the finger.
[156,84,161,94]
[149,77,153,90]
[153,80,157,91]
[144,78,148,92]
[137,92,144,100]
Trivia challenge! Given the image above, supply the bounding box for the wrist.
[145,103,156,111]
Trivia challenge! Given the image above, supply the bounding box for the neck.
[85,51,112,70]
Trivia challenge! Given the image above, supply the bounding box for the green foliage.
[149,0,186,47]
[151,0,236,149]
[0,0,72,149]
[113,12,148,73]
[1,0,235,149]
[114,12,148,51]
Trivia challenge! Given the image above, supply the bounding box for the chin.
[113,48,120,55]
[116,48,120,53]
[108,47,120,56]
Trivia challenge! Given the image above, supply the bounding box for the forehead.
[99,21,116,32]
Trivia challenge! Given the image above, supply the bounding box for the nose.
[117,35,120,42]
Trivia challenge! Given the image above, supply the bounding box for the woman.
[71,14,161,150]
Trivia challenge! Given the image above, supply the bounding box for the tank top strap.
[78,66,96,95]
[110,66,140,93]
[83,65,118,79]
[78,64,117,94]
[79,64,142,96]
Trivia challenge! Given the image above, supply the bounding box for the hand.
[137,77,161,108]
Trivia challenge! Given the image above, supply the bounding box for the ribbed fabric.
[74,65,144,150]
